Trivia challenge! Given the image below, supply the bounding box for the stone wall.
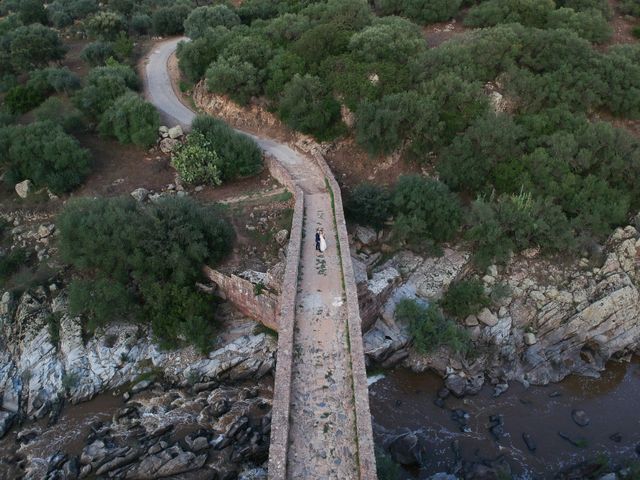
[267,186,304,479]
[203,267,279,331]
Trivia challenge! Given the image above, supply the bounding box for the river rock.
[523,332,537,346]
[522,432,536,452]
[571,409,590,427]
[239,468,268,480]
[477,308,498,327]
[159,137,179,153]
[387,432,422,465]
[15,180,33,199]
[275,229,289,246]
[355,225,377,246]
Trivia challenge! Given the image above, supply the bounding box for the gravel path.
[144,38,361,479]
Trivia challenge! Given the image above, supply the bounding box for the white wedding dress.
[319,235,327,252]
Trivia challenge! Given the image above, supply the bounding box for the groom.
[315,228,321,252]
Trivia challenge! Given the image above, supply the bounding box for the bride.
[319,229,327,252]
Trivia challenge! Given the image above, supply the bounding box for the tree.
[191,115,263,180]
[401,0,462,24]
[440,279,490,319]
[153,4,191,36]
[0,121,91,193]
[74,63,139,117]
[171,131,222,185]
[81,41,115,66]
[8,25,66,72]
[57,196,234,351]
[177,27,233,82]
[34,97,85,133]
[278,74,341,140]
[27,67,81,94]
[348,16,425,63]
[345,183,392,230]
[98,92,160,147]
[86,11,126,40]
[17,0,47,25]
[184,5,241,39]
[206,55,261,105]
[4,85,46,114]
[393,175,463,244]
[264,50,305,100]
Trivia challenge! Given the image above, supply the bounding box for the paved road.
[144,39,362,479]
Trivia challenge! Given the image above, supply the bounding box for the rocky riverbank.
[0,280,277,478]
[358,221,640,395]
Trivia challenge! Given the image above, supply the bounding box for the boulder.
[387,432,423,465]
[0,410,15,439]
[159,137,179,154]
[239,468,268,480]
[15,180,33,199]
[131,188,149,202]
[355,225,377,246]
[168,125,184,139]
[477,308,498,327]
[37,224,55,239]
[523,332,537,346]
[275,229,289,246]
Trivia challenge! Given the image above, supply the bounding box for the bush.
[392,176,463,244]
[4,84,47,114]
[0,121,91,193]
[184,5,241,39]
[98,92,159,147]
[345,183,392,230]
[278,74,342,140]
[34,97,85,133]
[177,27,233,82]
[441,279,490,319]
[58,196,234,350]
[81,41,115,66]
[171,131,222,185]
[191,115,263,180]
[131,13,152,35]
[396,299,470,354]
[401,0,463,24]
[48,0,98,27]
[17,0,47,25]
[27,67,81,95]
[153,4,191,36]
[0,249,27,286]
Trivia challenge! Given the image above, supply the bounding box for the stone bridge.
[145,38,377,479]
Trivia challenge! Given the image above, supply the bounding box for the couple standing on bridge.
[315,228,327,253]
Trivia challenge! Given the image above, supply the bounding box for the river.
[369,357,640,478]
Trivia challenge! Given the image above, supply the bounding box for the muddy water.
[369,357,640,478]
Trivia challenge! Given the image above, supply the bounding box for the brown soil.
[603,0,640,48]
[422,17,470,47]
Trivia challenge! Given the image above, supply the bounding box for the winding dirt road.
[143,38,370,479]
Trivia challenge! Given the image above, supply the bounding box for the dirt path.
[144,38,362,479]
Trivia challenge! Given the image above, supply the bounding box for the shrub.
[392,176,463,244]
[345,183,392,230]
[191,115,263,180]
[58,196,234,350]
[376,450,402,480]
[177,27,233,82]
[278,74,342,140]
[396,299,470,354]
[81,41,115,66]
[4,84,46,114]
[130,14,152,35]
[632,26,640,39]
[34,97,85,133]
[17,0,47,25]
[441,279,490,319]
[401,0,463,24]
[27,67,81,95]
[0,249,27,286]
[98,92,159,147]
[171,131,222,185]
[184,5,241,39]
[48,0,98,27]
[0,121,91,193]
[153,4,191,36]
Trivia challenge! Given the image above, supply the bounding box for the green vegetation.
[441,279,490,319]
[396,299,470,354]
[98,91,159,147]
[392,175,463,244]
[345,183,391,230]
[0,121,91,193]
[375,449,402,480]
[189,115,263,181]
[171,131,222,185]
[34,97,85,133]
[57,196,234,352]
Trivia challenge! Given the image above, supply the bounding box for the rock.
[523,332,537,346]
[168,125,183,139]
[522,432,536,452]
[464,315,479,327]
[274,229,289,246]
[186,435,209,452]
[159,126,169,135]
[444,375,467,398]
[15,180,33,199]
[609,432,622,443]
[131,188,149,202]
[598,474,617,480]
[477,308,498,327]
[427,474,458,480]
[131,380,152,394]
[239,270,269,286]
[159,137,179,153]
[571,409,590,427]
[239,468,268,480]
[355,225,377,246]
[388,432,422,465]
[37,224,55,239]
[0,291,12,316]
[0,410,15,439]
